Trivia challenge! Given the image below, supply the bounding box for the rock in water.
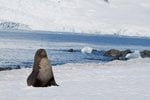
[140,50,150,58]
[121,49,132,57]
[68,49,74,52]
[104,49,122,60]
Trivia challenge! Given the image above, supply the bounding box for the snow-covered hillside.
[0,0,150,37]
[0,21,31,30]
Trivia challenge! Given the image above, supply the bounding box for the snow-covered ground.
[0,0,150,37]
[0,58,150,100]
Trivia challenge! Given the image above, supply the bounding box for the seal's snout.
[40,50,47,58]
[37,49,47,58]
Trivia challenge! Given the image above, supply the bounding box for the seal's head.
[35,49,47,58]
[33,49,48,67]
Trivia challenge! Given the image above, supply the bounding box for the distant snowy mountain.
[0,0,150,37]
[0,21,31,30]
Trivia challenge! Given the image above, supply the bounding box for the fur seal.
[27,49,58,87]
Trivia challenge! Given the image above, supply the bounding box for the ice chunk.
[125,50,141,59]
[81,47,93,54]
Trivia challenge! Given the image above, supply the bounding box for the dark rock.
[68,49,79,52]
[92,49,99,54]
[121,49,132,57]
[140,50,150,58]
[68,49,74,52]
[104,49,132,60]
[0,65,21,71]
[119,49,132,60]
[104,0,109,3]
[16,65,21,69]
[104,49,122,60]
[0,67,12,71]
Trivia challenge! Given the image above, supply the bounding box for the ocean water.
[0,31,150,68]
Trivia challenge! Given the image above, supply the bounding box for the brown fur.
[27,49,58,87]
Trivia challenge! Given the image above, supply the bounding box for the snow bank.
[0,0,150,37]
[0,58,150,100]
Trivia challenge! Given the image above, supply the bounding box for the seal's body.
[27,49,58,87]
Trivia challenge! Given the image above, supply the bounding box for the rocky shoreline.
[0,49,150,71]
[0,65,21,71]
[104,49,150,60]
[68,48,150,60]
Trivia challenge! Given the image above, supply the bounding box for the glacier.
[0,0,150,37]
